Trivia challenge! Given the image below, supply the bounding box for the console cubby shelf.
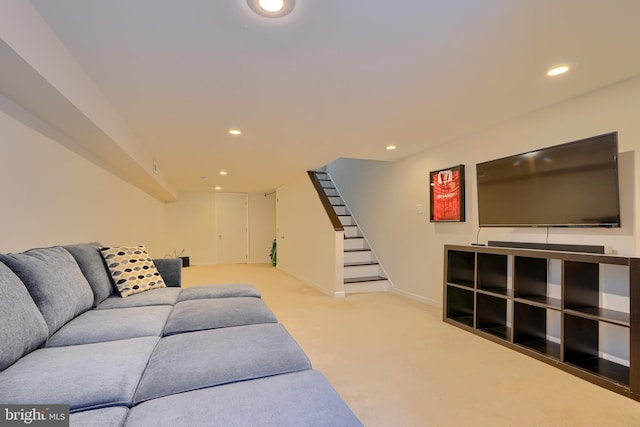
[443,244,640,401]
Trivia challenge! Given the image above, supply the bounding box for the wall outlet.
[416,204,424,214]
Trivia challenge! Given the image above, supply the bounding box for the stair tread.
[344,236,364,240]
[344,262,379,267]
[344,276,387,284]
[344,248,371,253]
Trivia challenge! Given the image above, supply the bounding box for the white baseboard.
[390,287,441,307]
[275,265,343,298]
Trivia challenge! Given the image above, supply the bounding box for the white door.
[216,193,248,264]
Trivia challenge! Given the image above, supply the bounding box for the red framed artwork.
[430,165,465,222]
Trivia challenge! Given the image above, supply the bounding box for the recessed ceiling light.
[259,0,283,12]
[247,0,295,18]
[214,186,222,191]
[547,65,570,77]
[228,128,242,136]
[386,144,397,151]
[219,170,228,176]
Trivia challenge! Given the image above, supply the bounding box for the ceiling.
[14,1,640,194]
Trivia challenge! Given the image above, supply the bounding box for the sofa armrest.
[153,258,182,287]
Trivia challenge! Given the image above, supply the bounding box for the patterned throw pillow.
[100,246,166,297]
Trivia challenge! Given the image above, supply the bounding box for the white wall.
[276,172,344,296]
[0,100,277,264]
[248,192,276,263]
[163,190,275,265]
[329,75,640,306]
[0,107,166,256]
[164,191,217,264]
[0,1,176,201]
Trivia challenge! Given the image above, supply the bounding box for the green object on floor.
[270,239,277,266]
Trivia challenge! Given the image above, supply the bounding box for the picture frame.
[430,164,465,222]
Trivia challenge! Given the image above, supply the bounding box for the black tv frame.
[475,132,621,228]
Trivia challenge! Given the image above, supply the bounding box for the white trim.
[334,230,345,295]
[276,265,342,298]
[391,287,441,306]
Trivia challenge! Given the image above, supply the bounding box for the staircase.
[313,171,389,294]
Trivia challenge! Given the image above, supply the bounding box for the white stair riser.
[344,238,367,250]
[345,280,390,294]
[320,180,333,188]
[339,216,355,226]
[344,264,383,279]
[329,196,342,205]
[344,250,375,264]
[334,206,349,215]
[324,188,339,197]
[344,226,361,238]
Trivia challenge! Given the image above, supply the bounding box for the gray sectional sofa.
[0,243,362,426]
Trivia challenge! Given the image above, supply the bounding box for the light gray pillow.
[0,247,94,336]
[0,261,49,370]
[64,242,114,306]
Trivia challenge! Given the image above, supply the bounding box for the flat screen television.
[476,132,620,228]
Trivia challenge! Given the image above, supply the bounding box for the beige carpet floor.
[182,263,640,427]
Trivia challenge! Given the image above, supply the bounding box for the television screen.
[476,132,620,227]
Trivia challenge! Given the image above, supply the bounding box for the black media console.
[443,244,639,401]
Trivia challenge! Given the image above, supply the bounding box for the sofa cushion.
[0,262,49,371]
[126,370,363,427]
[0,247,94,336]
[134,324,311,404]
[64,242,114,307]
[0,337,159,411]
[47,306,173,347]
[163,297,277,336]
[100,246,166,297]
[70,407,129,427]
[177,283,261,302]
[151,258,182,288]
[96,287,181,310]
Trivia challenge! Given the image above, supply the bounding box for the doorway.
[216,193,248,264]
